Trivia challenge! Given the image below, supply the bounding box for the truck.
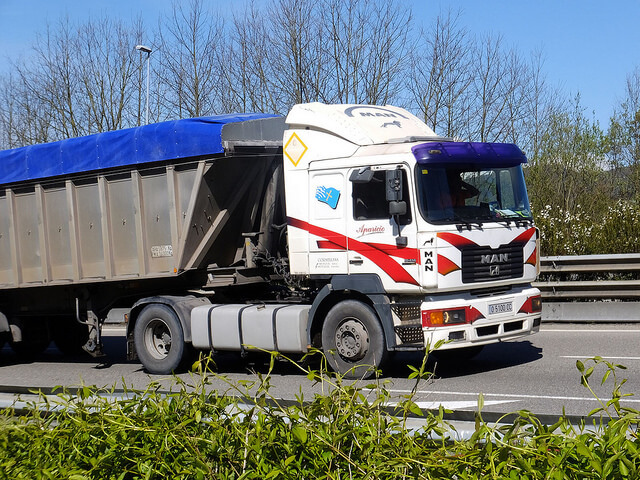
[0,103,542,378]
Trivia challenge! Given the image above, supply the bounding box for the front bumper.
[421,286,541,350]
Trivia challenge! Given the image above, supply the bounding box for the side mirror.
[389,200,406,216]
[386,169,408,248]
[349,167,374,183]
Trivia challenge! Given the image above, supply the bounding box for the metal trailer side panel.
[0,166,189,288]
[0,193,12,285]
[0,156,278,289]
[0,116,286,291]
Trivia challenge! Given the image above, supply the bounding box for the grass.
[0,353,638,479]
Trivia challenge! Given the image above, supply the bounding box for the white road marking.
[387,389,640,403]
[413,400,515,409]
[561,355,640,361]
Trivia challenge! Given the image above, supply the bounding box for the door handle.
[349,258,363,265]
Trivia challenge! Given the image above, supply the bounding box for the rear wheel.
[134,304,186,375]
[321,300,387,379]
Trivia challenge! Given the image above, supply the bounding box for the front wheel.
[134,304,186,375]
[321,300,388,379]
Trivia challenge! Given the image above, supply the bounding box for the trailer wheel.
[321,300,387,379]
[134,304,186,375]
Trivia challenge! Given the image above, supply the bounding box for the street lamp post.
[135,45,152,124]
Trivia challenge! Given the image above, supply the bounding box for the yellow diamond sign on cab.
[284,132,307,167]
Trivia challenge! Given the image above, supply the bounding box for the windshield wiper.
[494,216,533,227]
[445,213,483,231]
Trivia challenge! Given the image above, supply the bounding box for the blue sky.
[1,0,639,127]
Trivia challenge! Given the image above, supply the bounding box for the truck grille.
[461,244,524,284]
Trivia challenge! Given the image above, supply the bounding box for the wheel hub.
[335,319,369,361]
[145,319,172,359]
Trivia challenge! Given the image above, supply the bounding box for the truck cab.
[282,103,541,375]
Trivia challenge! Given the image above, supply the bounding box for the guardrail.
[533,254,640,322]
[534,253,640,299]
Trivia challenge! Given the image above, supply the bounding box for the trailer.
[0,103,542,378]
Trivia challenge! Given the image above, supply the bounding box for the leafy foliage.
[525,96,640,256]
[533,200,640,256]
[0,354,638,479]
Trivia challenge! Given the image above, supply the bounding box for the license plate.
[488,301,513,315]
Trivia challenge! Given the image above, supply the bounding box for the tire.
[134,304,186,375]
[321,300,388,379]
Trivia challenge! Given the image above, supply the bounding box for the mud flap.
[77,300,106,358]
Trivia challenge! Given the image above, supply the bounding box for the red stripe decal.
[364,242,421,263]
[288,217,419,286]
[514,228,536,244]
[317,240,346,250]
[437,232,478,248]
[439,228,536,251]
[525,247,537,266]
[437,255,460,276]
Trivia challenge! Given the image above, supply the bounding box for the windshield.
[415,164,532,224]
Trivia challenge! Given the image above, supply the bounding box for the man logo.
[481,253,509,264]
[489,265,500,276]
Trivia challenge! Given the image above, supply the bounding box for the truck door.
[308,170,349,275]
[347,166,421,292]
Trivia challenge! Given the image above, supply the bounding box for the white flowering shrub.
[534,200,640,256]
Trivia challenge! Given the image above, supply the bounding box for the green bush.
[534,200,640,256]
[0,355,638,479]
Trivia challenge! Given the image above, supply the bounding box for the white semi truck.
[0,103,541,378]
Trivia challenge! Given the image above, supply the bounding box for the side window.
[352,170,412,225]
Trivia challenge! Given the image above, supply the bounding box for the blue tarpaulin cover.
[0,113,276,186]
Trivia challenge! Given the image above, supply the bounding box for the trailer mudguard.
[308,274,397,351]
[128,295,211,343]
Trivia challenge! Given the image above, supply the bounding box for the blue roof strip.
[412,141,527,167]
[0,113,277,186]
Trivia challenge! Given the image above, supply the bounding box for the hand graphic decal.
[315,186,341,209]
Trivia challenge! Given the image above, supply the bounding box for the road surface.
[0,323,638,419]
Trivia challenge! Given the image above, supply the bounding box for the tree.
[222,1,279,113]
[607,67,640,198]
[407,11,560,151]
[322,0,412,105]
[526,95,609,213]
[408,11,472,139]
[225,0,412,113]
[75,17,146,132]
[0,16,147,147]
[155,0,227,118]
